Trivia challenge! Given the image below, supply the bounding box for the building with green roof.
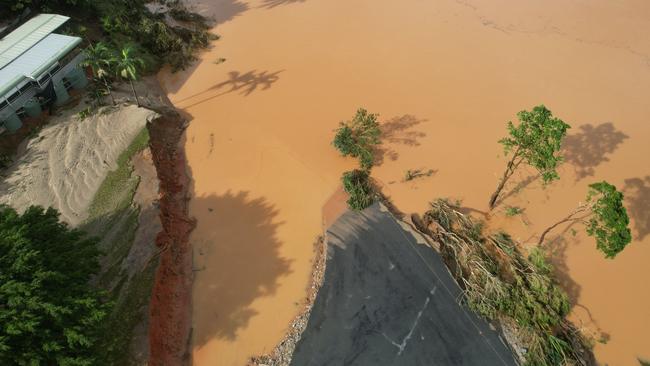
[0,14,88,133]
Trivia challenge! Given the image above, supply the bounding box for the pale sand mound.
[0,104,157,226]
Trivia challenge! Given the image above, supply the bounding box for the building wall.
[0,51,87,132]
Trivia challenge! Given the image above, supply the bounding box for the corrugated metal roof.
[0,14,70,69]
[0,33,81,97]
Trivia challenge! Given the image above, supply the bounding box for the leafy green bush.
[587,181,632,258]
[0,206,110,365]
[333,108,381,170]
[342,169,374,211]
[504,205,524,217]
[538,181,632,258]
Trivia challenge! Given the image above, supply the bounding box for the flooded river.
[158,0,650,364]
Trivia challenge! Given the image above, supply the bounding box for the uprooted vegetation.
[416,199,595,366]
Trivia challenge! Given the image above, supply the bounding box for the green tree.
[538,181,632,258]
[333,108,381,170]
[81,42,117,106]
[0,206,110,365]
[489,105,570,209]
[342,169,374,210]
[115,46,145,107]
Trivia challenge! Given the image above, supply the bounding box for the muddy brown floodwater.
[158,0,650,364]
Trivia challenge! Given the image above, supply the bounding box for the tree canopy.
[489,105,570,209]
[115,45,145,107]
[81,42,117,105]
[538,181,632,258]
[333,108,381,170]
[0,206,109,365]
[586,181,632,258]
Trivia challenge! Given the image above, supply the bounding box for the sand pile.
[0,104,157,226]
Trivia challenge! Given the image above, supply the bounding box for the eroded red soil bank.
[146,106,196,366]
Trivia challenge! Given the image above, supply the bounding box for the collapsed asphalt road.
[290,203,517,366]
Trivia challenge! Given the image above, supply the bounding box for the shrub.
[504,205,524,217]
[342,169,374,211]
[333,108,381,170]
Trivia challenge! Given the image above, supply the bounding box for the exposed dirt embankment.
[146,105,195,366]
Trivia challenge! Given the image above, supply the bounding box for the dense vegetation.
[489,105,570,209]
[421,199,593,365]
[341,169,374,211]
[333,108,381,170]
[333,109,382,210]
[1,0,215,71]
[0,206,110,365]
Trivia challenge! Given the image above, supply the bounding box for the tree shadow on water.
[190,191,292,345]
[623,176,650,241]
[545,230,613,342]
[373,115,427,166]
[259,0,307,9]
[178,70,283,109]
[562,123,628,180]
[209,0,249,25]
[493,172,540,207]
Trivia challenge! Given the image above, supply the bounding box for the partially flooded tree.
[332,108,381,170]
[538,181,632,258]
[489,105,570,209]
[341,169,374,210]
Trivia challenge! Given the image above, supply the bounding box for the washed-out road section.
[291,203,516,366]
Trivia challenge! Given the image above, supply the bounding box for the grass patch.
[505,205,524,217]
[423,199,593,365]
[83,126,157,365]
[87,127,149,222]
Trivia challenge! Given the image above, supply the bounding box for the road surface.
[290,203,517,366]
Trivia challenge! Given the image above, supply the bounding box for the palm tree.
[115,46,145,107]
[81,42,117,105]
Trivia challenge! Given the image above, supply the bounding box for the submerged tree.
[0,206,110,364]
[115,46,145,107]
[489,105,570,209]
[333,108,381,170]
[538,181,632,258]
[341,169,374,210]
[82,42,117,105]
